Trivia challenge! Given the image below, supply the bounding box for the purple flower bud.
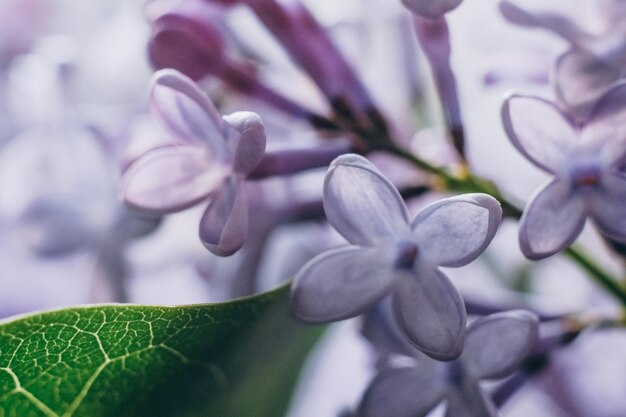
[402,0,462,20]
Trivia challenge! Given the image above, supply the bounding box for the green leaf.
[0,284,324,417]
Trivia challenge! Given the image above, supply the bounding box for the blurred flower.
[121,69,266,256]
[290,154,502,360]
[358,310,539,417]
[502,83,626,259]
[401,0,463,20]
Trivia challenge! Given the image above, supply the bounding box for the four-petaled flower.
[290,154,502,360]
[121,69,266,256]
[502,82,626,259]
[359,310,539,417]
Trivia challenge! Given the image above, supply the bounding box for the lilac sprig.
[290,154,502,360]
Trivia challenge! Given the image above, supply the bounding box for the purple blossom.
[402,0,463,20]
[358,310,539,417]
[502,83,626,259]
[290,154,502,360]
[121,69,266,256]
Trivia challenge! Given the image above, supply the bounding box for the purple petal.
[323,154,410,246]
[392,268,466,361]
[199,175,248,256]
[462,310,539,380]
[150,69,228,154]
[359,366,445,417]
[222,111,266,174]
[410,194,502,267]
[121,145,229,215]
[519,179,586,260]
[554,48,620,121]
[582,82,626,166]
[401,0,462,20]
[501,94,576,173]
[445,379,498,417]
[290,246,396,323]
[589,173,626,241]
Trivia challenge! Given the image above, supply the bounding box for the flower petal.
[392,268,466,361]
[554,48,620,120]
[401,0,462,20]
[462,310,539,380]
[121,145,230,215]
[290,246,396,323]
[323,154,410,246]
[222,111,267,174]
[410,194,502,267]
[445,379,498,417]
[519,179,586,259]
[582,81,626,166]
[501,94,576,173]
[151,69,228,154]
[359,365,445,417]
[199,175,248,256]
[589,173,626,242]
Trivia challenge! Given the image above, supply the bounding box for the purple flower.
[290,154,502,360]
[402,0,463,20]
[358,310,539,417]
[121,69,266,256]
[502,83,626,259]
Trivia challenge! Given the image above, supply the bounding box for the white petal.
[290,246,397,323]
[589,173,626,242]
[462,310,539,380]
[519,179,586,259]
[121,145,230,215]
[323,154,410,246]
[411,194,502,267]
[222,111,267,174]
[501,94,576,173]
[392,268,466,361]
[445,379,498,417]
[199,175,248,256]
[359,365,445,417]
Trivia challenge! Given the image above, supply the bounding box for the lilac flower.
[402,0,463,20]
[358,310,539,417]
[121,69,266,256]
[290,154,502,360]
[502,83,626,259]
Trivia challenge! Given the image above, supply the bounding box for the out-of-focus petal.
[359,366,445,417]
[462,310,539,379]
[519,179,586,260]
[589,173,626,241]
[582,82,626,166]
[223,111,266,174]
[199,175,248,256]
[401,0,462,20]
[121,145,229,215]
[393,268,466,361]
[150,69,227,154]
[410,194,502,267]
[290,246,396,323]
[554,48,620,120]
[445,379,498,417]
[501,94,576,173]
[323,154,410,247]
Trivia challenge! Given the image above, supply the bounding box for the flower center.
[393,240,418,270]
[570,163,601,187]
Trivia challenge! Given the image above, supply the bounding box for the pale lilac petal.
[323,154,410,246]
[359,366,445,417]
[222,111,266,174]
[199,175,248,256]
[519,180,586,259]
[410,194,502,267]
[401,0,462,20]
[445,379,498,417]
[393,268,466,361]
[290,246,396,323]
[554,49,620,120]
[150,69,227,154]
[589,173,626,241]
[121,145,229,215]
[501,95,576,173]
[582,82,626,166]
[462,310,539,379]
